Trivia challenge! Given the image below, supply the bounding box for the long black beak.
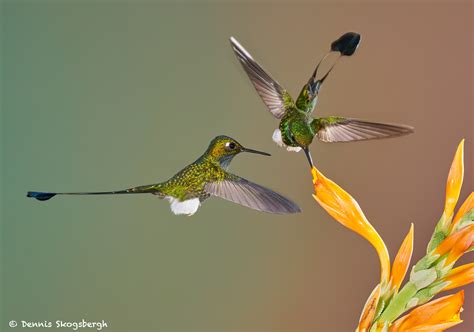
[303,147,314,168]
[242,147,271,156]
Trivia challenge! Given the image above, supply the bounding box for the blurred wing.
[313,117,414,143]
[230,37,293,119]
[205,174,301,214]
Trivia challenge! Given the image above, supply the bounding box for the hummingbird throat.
[217,155,235,170]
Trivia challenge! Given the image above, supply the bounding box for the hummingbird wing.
[230,37,293,119]
[204,173,301,214]
[312,117,414,143]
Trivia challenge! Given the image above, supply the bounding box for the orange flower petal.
[444,140,464,218]
[399,320,463,332]
[357,284,381,332]
[390,224,414,292]
[389,291,464,332]
[312,167,391,284]
[450,192,474,232]
[441,263,474,291]
[435,225,474,265]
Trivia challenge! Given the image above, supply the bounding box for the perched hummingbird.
[230,33,414,167]
[27,135,301,216]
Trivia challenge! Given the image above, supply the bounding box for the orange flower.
[312,167,390,284]
[389,291,464,332]
[390,224,414,292]
[357,284,381,332]
[311,140,471,330]
[435,224,474,266]
[440,263,474,291]
[444,140,464,219]
[428,140,467,252]
[450,192,474,232]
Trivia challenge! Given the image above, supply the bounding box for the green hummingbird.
[230,33,414,167]
[27,135,301,216]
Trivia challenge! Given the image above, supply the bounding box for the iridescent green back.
[156,158,226,201]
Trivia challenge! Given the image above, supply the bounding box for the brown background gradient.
[2,1,473,331]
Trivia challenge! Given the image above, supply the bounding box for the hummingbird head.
[206,135,270,169]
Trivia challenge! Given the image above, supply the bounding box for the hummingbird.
[27,135,301,216]
[230,33,414,167]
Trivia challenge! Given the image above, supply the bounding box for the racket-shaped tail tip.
[331,32,361,56]
[27,191,57,201]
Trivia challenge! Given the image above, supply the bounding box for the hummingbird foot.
[165,196,200,216]
[272,129,302,152]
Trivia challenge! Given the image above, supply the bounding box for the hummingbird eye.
[226,142,236,150]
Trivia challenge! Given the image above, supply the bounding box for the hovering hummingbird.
[230,33,414,167]
[27,135,301,216]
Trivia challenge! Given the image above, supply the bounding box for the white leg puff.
[166,197,200,216]
[272,129,302,152]
[272,128,285,147]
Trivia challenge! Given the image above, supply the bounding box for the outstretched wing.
[312,117,414,143]
[230,37,293,119]
[204,173,301,214]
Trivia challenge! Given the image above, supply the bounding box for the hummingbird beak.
[303,147,314,168]
[241,147,271,156]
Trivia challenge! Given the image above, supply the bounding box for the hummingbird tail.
[309,53,341,89]
[27,192,58,201]
[27,189,133,201]
[27,185,160,202]
[309,32,361,89]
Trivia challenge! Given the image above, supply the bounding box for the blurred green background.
[1,1,472,331]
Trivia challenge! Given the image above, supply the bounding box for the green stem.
[377,282,417,324]
[427,212,452,252]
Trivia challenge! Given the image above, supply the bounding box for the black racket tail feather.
[26,189,141,202]
[309,32,361,93]
[27,192,57,201]
[331,32,361,56]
